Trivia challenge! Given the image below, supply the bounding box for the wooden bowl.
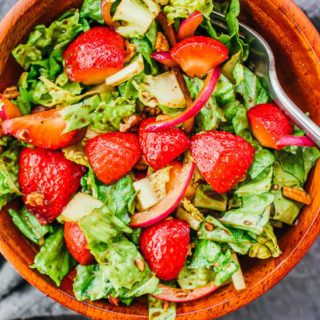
[0,0,320,319]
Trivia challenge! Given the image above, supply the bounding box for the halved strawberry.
[86,132,141,185]
[2,107,83,149]
[191,131,255,193]
[64,221,94,265]
[139,117,191,171]
[63,27,125,85]
[247,103,292,150]
[171,36,229,78]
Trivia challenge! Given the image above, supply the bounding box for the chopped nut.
[124,40,136,63]
[187,244,193,256]
[212,262,220,268]
[272,184,279,191]
[270,203,275,217]
[156,114,171,122]
[155,32,170,52]
[197,230,202,236]
[134,155,148,171]
[3,86,20,100]
[175,290,189,298]
[191,242,195,248]
[282,186,312,205]
[134,258,145,272]
[25,192,45,206]
[119,115,142,133]
[143,106,162,116]
[0,146,3,154]
[163,301,169,311]
[205,222,214,231]
[165,216,174,221]
[244,220,253,226]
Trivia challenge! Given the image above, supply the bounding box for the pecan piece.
[3,86,20,100]
[119,115,143,133]
[143,106,162,116]
[155,32,170,52]
[124,40,136,63]
[134,155,148,171]
[25,192,45,206]
[282,186,312,205]
[134,258,145,272]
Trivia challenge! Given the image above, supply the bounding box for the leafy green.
[73,264,113,301]
[302,147,320,181]
[8,207,53,245]
[249,148,275,179]
[178,265,215,289]
[220,193,274,234]
[194,184,227,211]
[249,223,281,259]
[80,0,105,24]
[31,227,75,286]
[148,296,176,320]
[231,103,253,141]
[233,63,269,109]
[164,0,213,24]
[236,166,273,195]
[97,175,136,224]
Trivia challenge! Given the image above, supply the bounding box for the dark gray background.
[0,0,319,319]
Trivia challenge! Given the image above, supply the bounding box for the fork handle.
[269,76,320,147]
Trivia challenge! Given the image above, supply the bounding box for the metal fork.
[211,10,320,147]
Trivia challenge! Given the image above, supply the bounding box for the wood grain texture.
[0,0,320,319]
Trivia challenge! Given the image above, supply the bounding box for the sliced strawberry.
[64,221,94,265]
[19,148,86,225]
[2,107,83,149]
[140,219,190,280]
[191,131,255,193]
[247,103,292,150]
[171,36,228,78]
[139,117,191,171]
[86,132,141,185]
[63,27,125,85]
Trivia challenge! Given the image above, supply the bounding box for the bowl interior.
[0,0,320,319]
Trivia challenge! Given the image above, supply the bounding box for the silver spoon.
[211,10,320,147]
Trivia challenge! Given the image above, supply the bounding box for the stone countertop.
[0,0,319,319]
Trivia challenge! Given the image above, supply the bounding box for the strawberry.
[19,148,86,225]
[86,132,141,185]
[247,103,292,149]
[140,219,190,280]
[191,131,255,193]
[63,26,125,85]
[64,221,94,265]
[139,117,191,171]
[2,107,84,149]
[171,36,228,78]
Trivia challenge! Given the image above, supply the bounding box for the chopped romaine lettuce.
[80,0,105,24]
[164,0,213,24]
[249,148,275,179]
[249,223,281,259]
[194,184,228,212]
[233,63,269,109]
[62,142,88,166]
[73,264,113,301]
[178,265,215,289]
[8,207,53,245]
[31,227,75,286]
[220,193,274,234]
[148,296,176,320]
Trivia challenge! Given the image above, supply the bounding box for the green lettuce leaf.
[31,227,75,286]
[97,175,137,224]
[220,193,274,234]
[8,207,53,245]
[148,296,176,320]
[164,0,213,24]
[249,223,281,259]
[73,264,113,301]
[233,63,269,109]
[249,148,275,179]
[178,265,215,289]
[80,0,105,24]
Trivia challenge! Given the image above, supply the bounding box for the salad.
[0,0,319,318]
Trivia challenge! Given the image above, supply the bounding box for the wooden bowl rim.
[0,0,320,319]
